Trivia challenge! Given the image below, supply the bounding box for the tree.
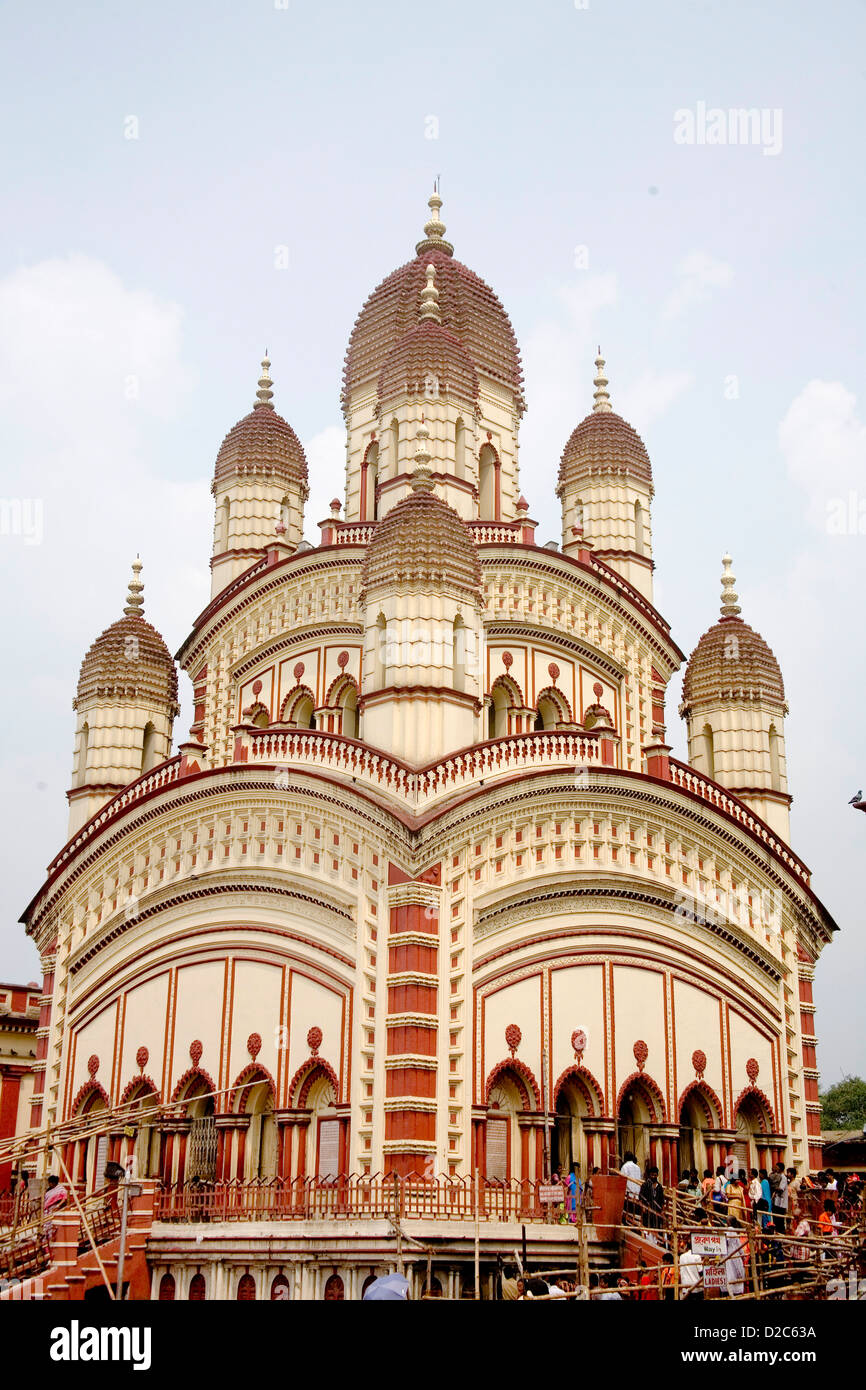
[819,1075,866,1130]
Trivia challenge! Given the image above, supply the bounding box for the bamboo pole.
[54,1148,116,1299]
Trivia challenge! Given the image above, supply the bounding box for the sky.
[0,0,863,1085]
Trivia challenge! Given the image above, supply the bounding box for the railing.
[237,728,608,811]
[467,520,523,545]
[47,756,183,878]
[669,759,810,884]
[154,1175,572,1225]
[329,523,375,546]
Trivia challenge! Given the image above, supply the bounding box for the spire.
[592,347,612,413]
[410,419,434,491]
[720,553,741,617]
[123,556,144,618]
[415,185,454,257]
[254,353,274,410]
[419,263,442,323]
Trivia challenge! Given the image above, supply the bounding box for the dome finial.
[254,353,274,410]
[410,418,434,491]
[123,555,144,618]
[720,553,741,617]
[415,184,454,257]
[592,348,612,413]
[419,263,442,323]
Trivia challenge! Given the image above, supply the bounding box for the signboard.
[486,1119,507,1182]
[691,1232,725,1257]
[539,1184,564,1204]
[703,1265,726,1290]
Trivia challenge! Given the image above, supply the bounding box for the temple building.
[13,192,835,1299]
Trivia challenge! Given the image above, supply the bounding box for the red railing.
[153,1175,569,1225]
[669,758,810,884]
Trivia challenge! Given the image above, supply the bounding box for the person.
[825,1169,838,1193]
[769,1161,789,1228]
[638,1258,659,1300]
[818,1198,838,1243]
[748,1168,762,1213]
[754,1195,774,1233]
[597,1273,623,1301]
[711,1165,728,1216]
[724,1171,748,1226]
[759,1167,772,1215]
[786,1166,801,1220]
[791,1214,812,1279]
[659,1252,676,1302]
[620,1150,641,1202]
[566,1164,579,1223]
[547,1275,567,1298]
[679,1237,704,1299]
[526,1276,549,1298]
[724,1226,747,1297]
[43,1174,68,1215]
[501,1263,520,1301]
[639,1167,664,1231]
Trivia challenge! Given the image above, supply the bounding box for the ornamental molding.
[231,626,363,684]
[484,623,626,683]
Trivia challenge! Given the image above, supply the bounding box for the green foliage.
[820,1074,866,1130]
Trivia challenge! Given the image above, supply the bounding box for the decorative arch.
[733,1085,776,1133]
[279,684,317,728]
[244,701,270,729]
[324,671,360,707]
[231,1063,277,1114]
[484,1058,541,1111]
[488,673,525,739]
[171,1065,218,1106]
[289,1056,340,1109]
[534,685,573,727]
[490,672,525,708]
[615,1071,668,1123]
[70,1078,111,1117]
[677,1079,724,1129]
[119,1074,161,1108]
[553,1064,606,1115]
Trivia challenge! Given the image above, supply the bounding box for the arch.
[78,721,90,787]
[231,1063,277,1115]
[702,723,715,780]
[478,442,498,519]
[119,1074,161,1108]
[141,722,157,773]
[732,1086,776,1134]
[634,499,646,556]
[325,672,360,739]
[171,1065,218,1107]
[615,1071,668,1124]
[237,1272,257,1301]
[374,612,387,689]
[323,1273,345,1301]
[455,418,466,480]
[452,615,466,693]
[390,417,400,476]
[362,1273,378,1298]
[271,1273,290,1301]
[70,1078,111,1118]
[769,724,781,790]
[363,439,380,521]
[189,1272,206,1301]
[553,1065,605,1115]
[534,685,573,731]
[245,701,270,730]
[677,1079,724,1130]
[484,1058,541,1111]
[158,1272,176,1301]
[279,684,316,730]
[289,1057,340,1109]
[218,497,231,552]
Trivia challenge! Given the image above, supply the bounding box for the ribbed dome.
[213,359,308,494]
[75,562,178,712]
[361,451,481,600]
[558,410,653,494]
[343,196,524,417]
[377,318,479,407]
[682,616,785,708]
[682,559,785,709]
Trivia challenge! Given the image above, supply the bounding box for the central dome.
[343,194,524,417]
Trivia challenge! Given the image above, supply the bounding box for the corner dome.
[681,557,785,709]
[361,428,482,599]
[343,193,524,417]
[75,561,179,712]
[557,353,652,494]
[213,357,308,494]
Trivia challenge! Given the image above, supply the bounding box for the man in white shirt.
[678,1239,704,1299]
[620,1151,642,1199]
[547,1277,567,1298]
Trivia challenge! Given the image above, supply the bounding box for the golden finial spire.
[415,184,454,257]
[592,347,612,413]
[254,353,274,410]
[123,555,144,618]
[419,263,442,323]
[410,418,434,491]
[720,553,741,617]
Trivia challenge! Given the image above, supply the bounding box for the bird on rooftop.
[849,791,863,805]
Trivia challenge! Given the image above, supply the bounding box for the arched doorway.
[733,1089,775,1174]
[552,1068,604,1177]
[323,1273,344,1301]
[616,1075,666,1172]
[677,1084,722,1177]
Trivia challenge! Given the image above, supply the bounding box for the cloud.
[779,379,866,531]
[661,251,734,321]
[618,370,693,434]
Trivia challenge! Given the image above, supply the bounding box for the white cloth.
[772,1172,789,1211]
[748,1178,762,1204]
[680,1250,703,1291]
[620,1160,641,1197]
[725,1230,746,1297]
[548,1283,566,1297]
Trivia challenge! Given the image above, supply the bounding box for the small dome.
[361,427,481,599]
[681,557,785,709]
[75,561,179,712]
[557,353,652,494]
[213,357,308,493]
[343,193,524,417]
[377,319,479,407]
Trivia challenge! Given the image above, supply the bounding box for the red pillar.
[0,1068,23,1189]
